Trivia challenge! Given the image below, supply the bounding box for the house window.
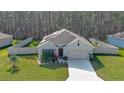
[42,49,54,60]
[42,49,54,54]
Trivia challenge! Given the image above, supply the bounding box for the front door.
[58,48,63,57]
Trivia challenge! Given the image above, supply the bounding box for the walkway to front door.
[66,60,103,81]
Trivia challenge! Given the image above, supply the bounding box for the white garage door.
[67,50,89,60]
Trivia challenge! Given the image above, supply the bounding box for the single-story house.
[0,32,13,48]
[38,29,94,63]
[107,32,124,48]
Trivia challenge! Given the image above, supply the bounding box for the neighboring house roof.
[39,28,94,48]
[0,32,13,40]
[89,38,118,49]
[114,32,124,39]
[108,32,124,40]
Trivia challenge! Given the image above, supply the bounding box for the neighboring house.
[89,38,118,54]
[0,32,13,48]
[38,29,94,63]
[107,32,124,48]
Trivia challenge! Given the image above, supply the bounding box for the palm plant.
[9,55,18,73]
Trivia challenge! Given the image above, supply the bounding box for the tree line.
[0,11,124,40]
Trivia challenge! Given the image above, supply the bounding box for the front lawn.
[0,44,68,81]
[91,49,124,81]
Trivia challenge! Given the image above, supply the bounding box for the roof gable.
[64,39,94,50]
[43,29,76,47]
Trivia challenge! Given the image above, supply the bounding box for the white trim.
[37,41,58,49]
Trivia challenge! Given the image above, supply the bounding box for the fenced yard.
[14,37,34,47]
[89,38,119,54]
[0,44,69,81]
[8,37,38,55]
[8,47,37,55]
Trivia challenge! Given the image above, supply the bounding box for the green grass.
[26,40,39,47]
[12,39,39,47]
[0,48,9,57]
[0,43,68,81]
[91,49,124,81]
[12,39,19,45]
[119,48,124,56]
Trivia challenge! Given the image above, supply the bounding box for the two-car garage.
[66,50,90,60]
[63,39,94,60]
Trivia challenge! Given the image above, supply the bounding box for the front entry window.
[42,49,54,61]
[58,48,63,57]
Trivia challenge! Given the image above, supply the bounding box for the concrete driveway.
[66,60,103,81]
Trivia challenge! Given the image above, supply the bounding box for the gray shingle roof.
[40,29,94,48]
[114,32,124,38]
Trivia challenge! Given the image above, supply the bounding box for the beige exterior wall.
[64,39,93,59]
[66,50,90,60]
[38,41,58,60]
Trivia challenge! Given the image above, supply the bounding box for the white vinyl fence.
[89,38,119,54]
[8,47,37,55]
[8,37,38,55]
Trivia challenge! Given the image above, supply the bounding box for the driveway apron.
[67,60,103,81]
